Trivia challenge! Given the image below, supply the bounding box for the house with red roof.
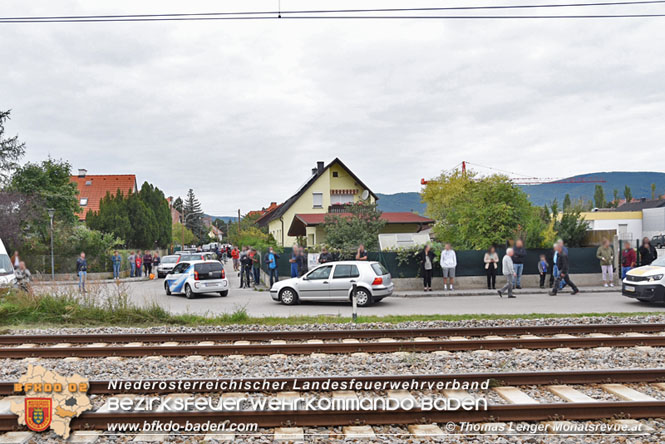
[257,158,433,247]
[69,169,138,221]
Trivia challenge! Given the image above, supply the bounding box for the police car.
[622,255,665,303]
[164,260,229,298]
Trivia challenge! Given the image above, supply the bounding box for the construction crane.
[421,161,606,185]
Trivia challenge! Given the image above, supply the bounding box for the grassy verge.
[0,288,658,329]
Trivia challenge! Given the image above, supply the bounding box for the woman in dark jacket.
[417,244,436,291]
[639,237,657,266]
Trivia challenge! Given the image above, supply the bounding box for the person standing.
[153,252,161,270]
[318,247,334,264]
[289,246,299,278]
[111,251,122,280]
[11,251,20,270]
[295,247,308,277]
[231,246,240,272]
[135,251,143,278]
[549,243,579,295]
[483,246,499,290]
[251,248,261,286]
[128,251,136,277]
[143,251,153,277]
[537,254,548,288]
[418,244,435,291]
[440,243,457,291]
[512,239,526,289]
[266,247,279,287]
[240,247,252,288]
[498,248,516,298]
[621,241,636,278]
[639,237,657,266]
[356,244,368,261]
[76,252,88,293]
[596,238,615,287]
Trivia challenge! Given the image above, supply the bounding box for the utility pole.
[238,209,241,235]
[47,209,55,280]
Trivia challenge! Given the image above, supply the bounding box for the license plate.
[624,286,635,292]
[205,283,218,287]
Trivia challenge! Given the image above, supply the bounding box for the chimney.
[312,168,317,175]
[317,161,324,174]
[77,168,87,178]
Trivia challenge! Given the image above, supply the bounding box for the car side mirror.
[301,276,308,280]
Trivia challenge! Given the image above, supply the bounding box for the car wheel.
[355,288,372,307]
[279,288,298,305]
[219,291,228,297]
[164,282,171,295]
[185,284,195,299]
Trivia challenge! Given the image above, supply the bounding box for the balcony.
[328,204,351,213]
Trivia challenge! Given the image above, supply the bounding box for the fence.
[23,249,169,274]
[260,247,604,279]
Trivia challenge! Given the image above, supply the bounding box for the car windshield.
[161,256,178,264]
[0,254,13,276]
[651,256,665,267]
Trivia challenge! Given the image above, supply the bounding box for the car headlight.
[649,274,664,282]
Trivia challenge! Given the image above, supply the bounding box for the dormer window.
[80,198,88,206]
[85,180,92,186]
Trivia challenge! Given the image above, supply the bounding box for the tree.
[212,218,228,237]
[172,222,196,246]
[172,196,183,213]
[563,194,572,211]
[624,185,633,203]
[550,199,559,220]
[0,110,26,185]
[322,201,386,251]
[8,157,79,239]
[182,188,205,240]
[612,189,620,207]
[0,191,41,251]
[554,208,589,247]
[652,183,657,200]
[593,185,606,208]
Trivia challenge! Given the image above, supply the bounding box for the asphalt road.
[84,268,665,318]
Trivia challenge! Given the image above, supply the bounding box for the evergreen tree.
[183,188,205,240]
[612,189,619,207]
[624,185,633,203]
[652,183,657,200]
[173,196,183,213]
[562,194,571,211]
[593,185,606,208]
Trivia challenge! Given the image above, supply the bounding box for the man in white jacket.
[440,243,457,290]
[498,248,517,298]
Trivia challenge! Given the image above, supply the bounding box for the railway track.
[1,323,663,359]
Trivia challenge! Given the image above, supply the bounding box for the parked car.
[0,239,16,289]
[156,255,179,278]
[270,261,393,306]
[652,235,665,249]
[164,260,229,298]
[177,252,217,263]
[622,254,665,303]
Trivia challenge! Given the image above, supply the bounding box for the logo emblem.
[25,398,52,432]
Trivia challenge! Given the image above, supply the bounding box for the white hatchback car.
[270,260,394,306]
[164,260,229,298]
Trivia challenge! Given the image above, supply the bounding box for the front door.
[297,265,333,299]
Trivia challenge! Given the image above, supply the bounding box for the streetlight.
[47,208,55,281]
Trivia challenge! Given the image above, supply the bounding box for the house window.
[332,171,339,177]
[85,180,92,186]
[331,194,354,205]
[312,192,323,209]
[80,198,88,206]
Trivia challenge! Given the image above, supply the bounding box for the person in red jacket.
[135,251,143,278]
[231,246,240,272]
[621,241,636,279]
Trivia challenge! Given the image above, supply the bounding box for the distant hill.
[377,172,665,214]
[205,215,238,223]
[377,192,426,215]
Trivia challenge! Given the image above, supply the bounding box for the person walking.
[549,243,579,295]
[135,251,143,278]
[512,239,526,289]
[111,251,122,280]
[11,251,20,270]
[498,248,516,298]
[440,243,457,291]
[418,244,435,291]
[296,247,308,277]
[639,237,657,266]
[289,246,299,278]
[76,252,88,293]
[251,248,261,286]
[483,246,499,290]
[355,244,368,261]
[596,238,615,287]
[621,241,636,278]
[537,254,548,288]
[128,251,136,277]
[143,251,153,277]
[266,247,279,287]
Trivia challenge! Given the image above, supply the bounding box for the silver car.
[270,261,393,306]
[156,255,179,278]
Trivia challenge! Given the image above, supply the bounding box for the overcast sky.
[2,0,665,215]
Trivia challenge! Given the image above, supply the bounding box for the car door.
[329,264,360,299]
[297,265,333,300]
[166,262,190,293]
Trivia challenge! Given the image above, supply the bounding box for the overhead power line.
[1,1,665,23]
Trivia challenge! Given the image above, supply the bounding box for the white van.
[0,239,17,288]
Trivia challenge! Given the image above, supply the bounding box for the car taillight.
[194,271,199,280]
[221,269,225,279]
[372,277,383,285]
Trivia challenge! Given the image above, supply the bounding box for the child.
[537,254,548,289]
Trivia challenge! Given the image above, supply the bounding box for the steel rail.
[1,335,664,358]
[1,322,663,345]
[4,368,665,396]
[1,401,664,431]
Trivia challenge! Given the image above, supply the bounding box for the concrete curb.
[394,286,621,298]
